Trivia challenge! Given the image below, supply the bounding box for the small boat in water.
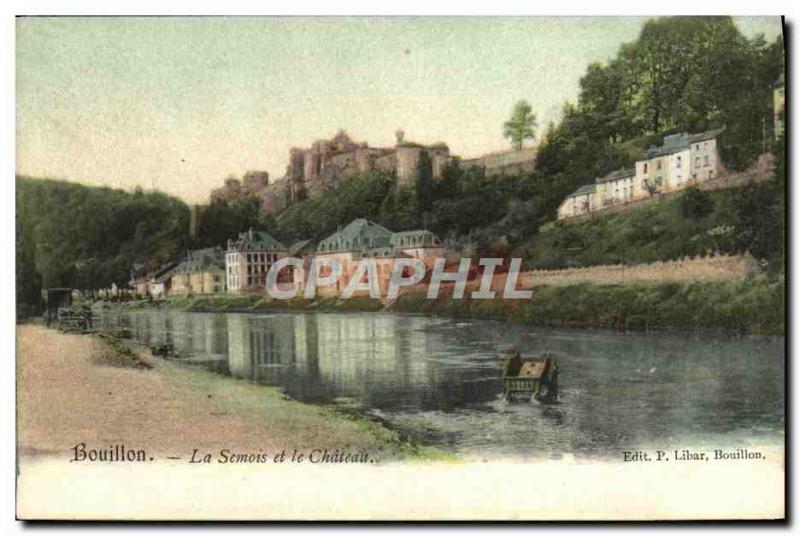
[502,350,559,404]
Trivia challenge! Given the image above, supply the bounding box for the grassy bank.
[119,293,385,314]
[115,277,784,335]
[391,278,785,335]
[525,184,784,276]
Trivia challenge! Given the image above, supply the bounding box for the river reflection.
[99,309,784,459]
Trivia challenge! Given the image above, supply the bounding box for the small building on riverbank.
[146,261,179,297]
[226,229,288,293]
[169,247,226,295]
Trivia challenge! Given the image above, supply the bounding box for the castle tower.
[395,143,424,186]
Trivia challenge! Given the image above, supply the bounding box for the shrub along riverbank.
[391,279,784,335]
[117,277,784,336]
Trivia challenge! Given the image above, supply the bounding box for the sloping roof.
[149,261,179,283]
[645,133,691,158]
[174,247,225,273]
[644,127,725,158]
[566,184,596,199]
[688,126,726,144]
[288,239,315,257]
[390,230,441,248]
[317,219,393,252]
[154,266,179,284]
[596,168,635,184]
[228,229,285,251]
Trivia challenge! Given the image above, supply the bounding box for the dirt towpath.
[17,324,417,462]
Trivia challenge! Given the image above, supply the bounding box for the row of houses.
[557,127,724,220]
[130,219,446,298]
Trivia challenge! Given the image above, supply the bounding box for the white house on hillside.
[558,127,725,220]
[557,184,597,220]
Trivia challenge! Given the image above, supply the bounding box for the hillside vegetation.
[525,176,784,274]
[17,177,191,313]
[391,279,784,335]
[227,17,783,258]
[16,17,785,328]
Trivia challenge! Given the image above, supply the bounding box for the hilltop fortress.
[263,129,453,214]
[209,129,539,214]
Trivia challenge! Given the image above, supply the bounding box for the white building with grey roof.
[558,127,725,220]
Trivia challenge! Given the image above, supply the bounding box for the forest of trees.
[529,16,784,219]
[16,178,191,312]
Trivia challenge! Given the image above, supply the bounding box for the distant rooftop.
[317,219,442,253]
[596,168,635,184]
[566,184,596,199]
[644,127,725,158]
[317,218,393,253]
[175,247,225,272]
[227,229,286,251]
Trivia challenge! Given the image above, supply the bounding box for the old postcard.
[15,15,785,520]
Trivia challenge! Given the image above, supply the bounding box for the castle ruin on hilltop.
[260,129,452,214]
[209,129,538,214]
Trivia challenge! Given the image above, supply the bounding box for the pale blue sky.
[16,16,783,203]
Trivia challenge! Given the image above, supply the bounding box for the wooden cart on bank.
[502,350,559,403]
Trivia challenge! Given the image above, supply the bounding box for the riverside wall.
[514,253,760,288]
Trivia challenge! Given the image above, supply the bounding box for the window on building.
[676,156,682,168]
[643,163,648,173]
[704,155,709,167]
[657,160,662,170]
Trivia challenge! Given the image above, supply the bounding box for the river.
[97,308,784,460]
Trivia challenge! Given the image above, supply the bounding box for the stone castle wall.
[259,131,453,211]
[260,178,291,214]
[211,133,541,214]
[375,152,396,173]
[395,145,423,186]
[462,146,538,177]
[241,171,269,195]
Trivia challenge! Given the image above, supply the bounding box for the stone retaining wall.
[516,253,760,288]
